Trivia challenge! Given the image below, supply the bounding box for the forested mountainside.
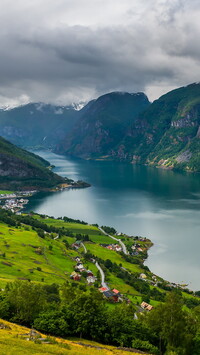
[55,92,150,158]
[1,84,200,172]
[57,84,200,172]
[0,136,64,190]
[0,103,81,148]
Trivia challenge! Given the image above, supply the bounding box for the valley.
[0,208,199,354]
[0,82,200,354]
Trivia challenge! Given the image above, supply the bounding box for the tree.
[104,259,113,270]
[5,281,46,325]
[106,304,140,347]
[34,309,70,336]
[146,291,197,354]
[69,291,108,341]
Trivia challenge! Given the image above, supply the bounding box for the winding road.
[98,227,128,255]
[81,242,87,254]
[95,261,109,289]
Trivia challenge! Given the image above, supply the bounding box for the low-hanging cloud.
[0,0,200,107]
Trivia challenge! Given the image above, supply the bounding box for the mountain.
[55,92,150,158]
[56,84,200,172]
[0,136,65,190]
[112,83,200,171]
[0,103,82,149]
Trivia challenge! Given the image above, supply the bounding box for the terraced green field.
[0,214,144,297]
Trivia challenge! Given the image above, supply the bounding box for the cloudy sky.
[1,0,200,107]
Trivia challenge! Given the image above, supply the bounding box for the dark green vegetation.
[1,280,200,354]
[57,83,200,172]
[56,92,150,158]
[0,136,65,190]
[1,209,200,353]
[0,103,81,149]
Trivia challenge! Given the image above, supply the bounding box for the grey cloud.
[0,0,200,107]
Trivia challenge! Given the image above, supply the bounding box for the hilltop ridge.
[0,136,65,190]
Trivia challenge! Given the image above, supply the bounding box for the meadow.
[0,319,144,355]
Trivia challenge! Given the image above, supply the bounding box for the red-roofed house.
[99,287,109,293]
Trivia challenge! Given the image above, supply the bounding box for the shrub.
[132,339,159,354]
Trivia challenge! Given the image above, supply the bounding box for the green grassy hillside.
[0,213,141,296]
[1,209,200,354]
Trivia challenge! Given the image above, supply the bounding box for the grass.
[34,216,101,235]
[0,222,78,286]
[0,214,144,297]
[0,319,146,355]
[0,191,14,194]
[107,273,140,296]
[85,243,142,274]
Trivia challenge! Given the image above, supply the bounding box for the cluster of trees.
[75,233,90,241]
[101,225,117,235]
[63,216,88,225]
[0,281,200,354]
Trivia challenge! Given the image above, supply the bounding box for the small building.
[141,301,153,311]
[103,290,119,303]
[72,240,82,250]
[87,270,94,277]
[140,273,147,280]
[99,287,109,293]
[70,271,81,281]
[75,263,84,270]
[112,289,123,302]
[115,245,122,252]
[87,276,96,284]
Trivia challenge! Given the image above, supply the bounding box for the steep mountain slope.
[0,103,81,148]
[0,136,64,190]
[113,83,200,171]
[57,83,200,172]
[56,92,150,158]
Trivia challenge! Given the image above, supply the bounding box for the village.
[1,198,29,212]
[0,191,37,212]
[70,237,155,313]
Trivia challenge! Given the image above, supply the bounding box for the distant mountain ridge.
[0,102,82,148]
[1,84,200,172]
[56,84,200,172]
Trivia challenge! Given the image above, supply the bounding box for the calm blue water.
[26,151,200,290]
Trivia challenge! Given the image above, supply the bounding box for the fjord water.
[26,151,200,290]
